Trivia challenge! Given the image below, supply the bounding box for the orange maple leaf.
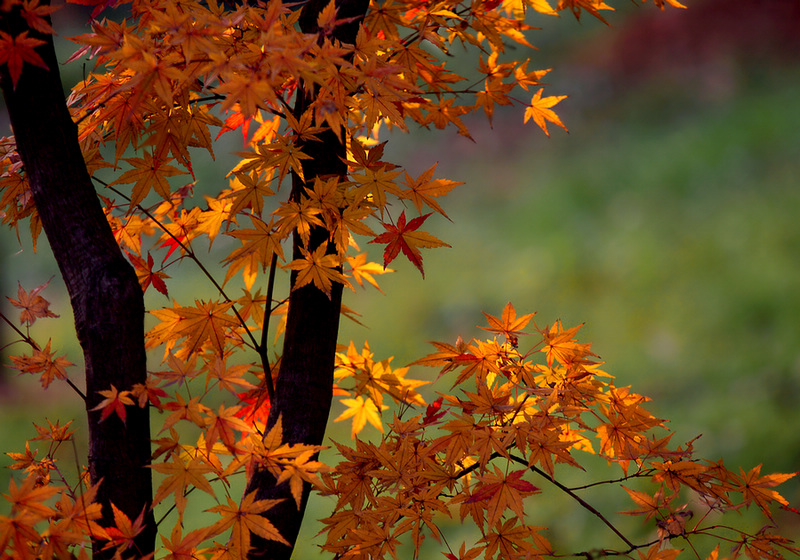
[400,164,462,218]
[160,524,208,560]
[151,455,216,516]
[369,211,450,278]
[110,152,188,208]
[9,340,73,389]
[7,280,59,326]
[205,404,251,453]
[621,485,671,521]
[479,302,535,347]
[738,465,797,519]
[464,467,539,527]
[4,472,61,520]
[173,300,240,357]
[206,491,289,554]
[0,31,48,89]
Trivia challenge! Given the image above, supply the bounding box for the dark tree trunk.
[244,1,368,558]
[0,5,156,558]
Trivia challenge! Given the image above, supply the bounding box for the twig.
[100,181,263,354]
[508,453,636,550]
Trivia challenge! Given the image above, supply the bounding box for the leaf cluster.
[317,303,799,560]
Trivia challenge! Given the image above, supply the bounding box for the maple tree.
[0,0,797,558]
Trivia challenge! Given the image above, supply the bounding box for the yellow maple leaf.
[523,88,568,136]
[334,396,388,438]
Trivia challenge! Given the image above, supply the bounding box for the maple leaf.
[334,396,388,438]
[369,211,450,278]
[90,385,135,424]
[128,252,170,296]
[0,31,49,89]
[206,491,289,555]
[637,543,682,560]
[557,0,614,23]
[19,0,59,34]
[110,152,189,208]
[479,302,535,347]
[621,485,670,521]
[5,442,40,473]
[4,472,60,520]
[130,377,168,409]
[237,138,312,187]
[9,340,74,389]
[206,355,255,394]
[649,0,687,8]
[346,253,393,293]
[477,518,541,559]
[350,165,403,213]
[160,523,209,560]
[173,300,240,357]
[737,465,796,519]
[225,170,276,217]
[273,198,325,247]
[102,503,147,552]
[7,279,59,326]
[151,455,216,516]
[400,164,462,218]
[31,419,75,442]
[160,394,210,433]
[205,404,251,453]
[222,216,284,290]
[423,396,446,426]
[464,468,539,527]
[524,88,568,136]
[195,196,232,246]
[285,244,350,296]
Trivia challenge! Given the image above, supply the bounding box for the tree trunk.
[0,5,156,558]
[244,2,368,558]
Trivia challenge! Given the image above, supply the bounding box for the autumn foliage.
[0,0,797,558]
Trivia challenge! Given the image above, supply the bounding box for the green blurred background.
[2,0,799,555]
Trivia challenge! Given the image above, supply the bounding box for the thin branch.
[0,311,87,400]
[568,470,653,492]
[99,181,262,353]
[508,453,636,550]
[258,251,279,402]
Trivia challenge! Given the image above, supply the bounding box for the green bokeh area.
[2,0,800,556]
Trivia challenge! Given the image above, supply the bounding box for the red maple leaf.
[368,211,449,278]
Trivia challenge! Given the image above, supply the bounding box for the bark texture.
[244,1,368,558]
[0,5,156,558]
